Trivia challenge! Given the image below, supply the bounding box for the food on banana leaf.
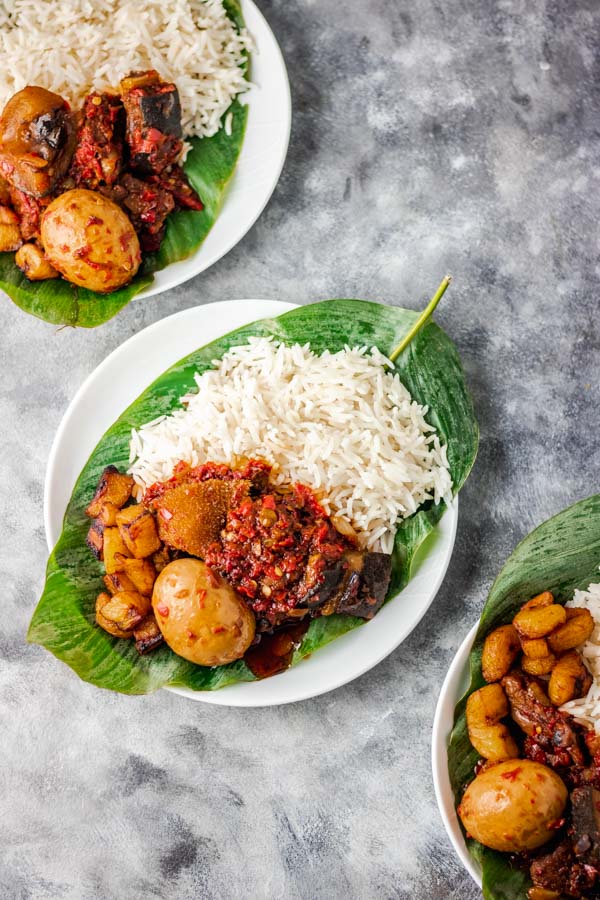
[28,299,479,694]
[0,0,249,325]
[448,495,600,900]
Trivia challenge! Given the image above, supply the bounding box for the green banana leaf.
[0,0,248,328]
[447,494,600,900]
[28,298,479,693]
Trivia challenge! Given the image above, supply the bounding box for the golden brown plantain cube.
[548,651,592,706]
[521,653,556,676]
[116,504,161,558]
[133,613,164,655]
[98,502,120,527]
[95,592,132,639]
[85,466,134,518]
[0,176,10,205]
[481,624,520,682]
[15,242,58,280]
[100,590,151,632]
[520,637,550,659]
[466,683,519,761]
[547,608,594,654]
[103,527,131,574]
[120,556,157,595]
[103,571,138,595]
[86,519,104,559]
[521,591,554,611]
[513,604,566,639]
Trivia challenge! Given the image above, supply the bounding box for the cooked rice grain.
[0,0,251,138]
[128,339,452,552]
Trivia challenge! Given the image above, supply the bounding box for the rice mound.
[128,338,453,553]
[561,582,600,731]
[0,0,251,138]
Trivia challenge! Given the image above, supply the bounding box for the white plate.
[45,299,459,706]
[431,623,481,886]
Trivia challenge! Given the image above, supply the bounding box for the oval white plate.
[431,623,481,886]
[45,298,458,706]
[137,0,291,299]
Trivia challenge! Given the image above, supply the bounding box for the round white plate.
[137,0,291,299]
[45,298,459,706]
[431,623,481,886]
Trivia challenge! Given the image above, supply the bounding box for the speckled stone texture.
[1,0,599,897]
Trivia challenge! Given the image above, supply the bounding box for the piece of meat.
[336,551,392,619]
[8,186,50,240]
[152,478,250,558]
[502,670,579,749]
[571,786,600,865]
[120,70,182,175]
[0,86,76,196]
[70,92,125,189]
[295,555,347,610]
[530,841,574,894]
[102,172,174,251]
[157,166,203,211]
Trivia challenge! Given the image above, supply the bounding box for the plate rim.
[431,622,482,886]
[138,0,292,299]
[44,298,460,707]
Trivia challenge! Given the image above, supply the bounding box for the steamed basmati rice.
[128,338,453,553]
[0,0,251,138]
[560,583,600,731]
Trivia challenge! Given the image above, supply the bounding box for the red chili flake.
[159,508,173,522]
[156,604,169,617]
[262,494,276,511]
[87,216,103,226]
[187,630,197,640]
[500,767,521,782]
[212,626,226,634]
[206,568,219,588]
[197,589,207,608]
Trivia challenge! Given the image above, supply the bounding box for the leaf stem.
[389,275,452,363]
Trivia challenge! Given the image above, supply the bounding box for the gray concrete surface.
[2,0,599,897]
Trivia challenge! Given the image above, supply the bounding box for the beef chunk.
[121,70,183,175]
[571,786,600,864]
[9,186,49,240]
[295,557,347,610]
[530,841,574,894]
[103,173,174,251]
[336,552,392,619]
[158,166,203,211]
[70,93,125,189]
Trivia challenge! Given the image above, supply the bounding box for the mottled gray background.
[2,0,599,897]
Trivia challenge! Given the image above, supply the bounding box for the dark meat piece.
[8,186,49,240]
[0,86,76,196]
[571,786,600,865]
[530,841,575,894]
[502,670,579,748]
[295,556,347,610]
[70,93,125,189]
[103,173,174,251]
[158,166,203,211]
[336,551,392,619]
[153,478,250,558]
[120,70,182,175]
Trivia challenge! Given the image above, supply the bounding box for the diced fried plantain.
[0,205,22,251]
[0,176,10,205]
[86,519,104,559]
[85,465,134,518]
[120,556,157,595]
[133,613,164,654]
[103,527,131,574]
[95,592,132,638]
[103,570,138,595]
[100,590,151,631]
[116,504,161,558]
[15,242,58,280]
[97,502,120,527]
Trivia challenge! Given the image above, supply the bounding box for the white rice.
[128,338,453,553]
[560,582,600,731]
[0,0,251,138]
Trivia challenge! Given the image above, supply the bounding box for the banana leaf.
[28,298,479,693]
[447,494,600,900]
[0,0,248,328]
